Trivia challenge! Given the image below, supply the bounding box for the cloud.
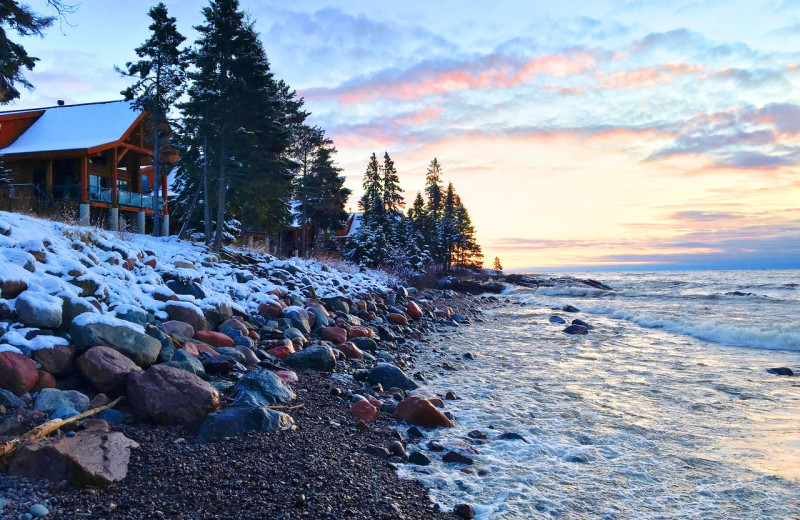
[594,62,702,90]
[670,211,744,222]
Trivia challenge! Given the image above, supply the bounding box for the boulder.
[549,315,566,324]
[31,370,56,392]
[350,337,378,352]
[69,314,161,367]
[127,365,220,426]
[164,302,209,332]
[229,369,295,408]
[368,363,419,391]
[201,355,241,377]
[337,341,364,360]
[393,396,455,428]
[320,326,347,344]
[0,280,27,299]
[234,345,260,365]
[15,291,62,329]
[258,301,284,319]
[114,306,148,327]
[767,367,794,376]
[193,330,234,348]
[562,304,580,313]
[274,370,298,383]
[563,325,589,335]
[33,388,89,414]
[266,340,295,360]
[0,351,39,395]
[349,400,379,422]
[195,406,295,443]
[283,327,307,347]
[165,280,206,299]
[163,349,205,376]
[8,430,139,487]
[406,301,423,320]
[0,388,26,409]
[58,293,98,333]
[572,318,593,330]
[389,313,408,325]
[443,451,473,465]
[0,409,47,437]
[348,326,373,339]
[214,347,246,364]
[77,346,142,394]
[283,345,337,372]
[283,307,311,334]
[163,320,195,338]
[32,344,77,376]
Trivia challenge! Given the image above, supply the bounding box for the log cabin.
[0,100,176,234]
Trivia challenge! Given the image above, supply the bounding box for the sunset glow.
[9,0,800,270]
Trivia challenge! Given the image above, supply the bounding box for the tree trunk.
[212,135,227,253]
[152,61,161,237]
[177,181,202,240]
[202,130,211,246]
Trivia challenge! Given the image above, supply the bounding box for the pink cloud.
[594,62,702,90]
[306,52,598,104]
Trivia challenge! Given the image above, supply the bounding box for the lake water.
[400,270,800,519]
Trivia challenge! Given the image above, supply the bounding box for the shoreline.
[0,211,502,519]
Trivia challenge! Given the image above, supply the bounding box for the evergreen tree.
[407,192,426,233]
[118,2,187,236]
[423,158,445,264]
[292,125,330,256]
[300,145,351,250]
[0,1,75,103]
[382,152,404,218]
[493,256,503,275]
[358,153,381,217]
[453,195,483,268]
[178,0,304,251]
[439,182,458,270]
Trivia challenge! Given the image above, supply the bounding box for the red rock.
[194,343,218,357]
[306,302,329,316]
[32,344,77,376]
[406,301,424,320]
[0,280,27,299]
[153,291,178,303]
[258,301,284,319]
[337,341,364,360]
[267,344,295,359]
[389,313,408,326]
[165,302,209,331]
[127,365,220,426]
[354,300,367,311]
[181,342,200,357]
[274,370,298,383]
[8,429,139,486]
[77,346,142,394]
[348,326,373,339]
[31,370,56,392]
[393,396,455,428]
[0,351,39,395]
[122,258,136,271]
[349,400,379,422]
[248,330,260,341]
[320,326,347,344]
[144,257,157,268]
[366,395,382,407]
[193,330,234,348]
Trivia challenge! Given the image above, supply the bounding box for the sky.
[6,0,800,271]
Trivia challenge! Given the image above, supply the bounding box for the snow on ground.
[0,211,394,353]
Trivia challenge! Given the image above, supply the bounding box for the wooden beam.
[116,146,130,163]
[80,155,88,204]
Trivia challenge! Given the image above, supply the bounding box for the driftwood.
[0,397,124,458]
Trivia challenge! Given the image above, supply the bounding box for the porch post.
[109,207,119,231]
[137,211,145,234]
[45,160,53,198]
[79,155,89,226]
[161,213,169,237]
[110,147,118,206]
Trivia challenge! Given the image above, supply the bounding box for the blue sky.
[9,0,800,270]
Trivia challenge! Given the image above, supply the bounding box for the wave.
[581,304,800,352]
[532,287,616,298]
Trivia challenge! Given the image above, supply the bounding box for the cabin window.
[141,176,149,192]
[117,179,128,191]
[89,175,108,188]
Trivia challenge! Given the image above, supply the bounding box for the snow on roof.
[0,100,141,155]
[346,213,363,238]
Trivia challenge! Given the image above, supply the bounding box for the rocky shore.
[0,212,495,519]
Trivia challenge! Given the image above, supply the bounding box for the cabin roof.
[0,100,141,155]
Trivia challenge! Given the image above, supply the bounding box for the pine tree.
[118,2,187,236]
[408,192,426,233]
[493,256,503,275]
[382,152,404,218]
[292,125,330,256]
[358,153,381,217]
[423,158,445,265]
[301,145,351,251]
[0,1,75,103]
[453,195,483,269]
[178,0,304,251]
[439,182,458,270]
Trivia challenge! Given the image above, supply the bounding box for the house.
[333,212,363,247]
[0,100,176,234]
